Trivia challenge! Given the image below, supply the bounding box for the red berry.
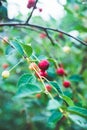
[59,32,64,39]
[2,63,9,69]
[39,8,42,12]
[45,85,52,92]
[40,70,47,77]
[27,0,35,9]
[36,93,41,98]
[63,81,71,88]
[39,33,47,39]
[38,60,49,70]
[56,67,65,76]
[35,70,47,78]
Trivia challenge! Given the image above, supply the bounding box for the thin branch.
[25,0,38,23]
[0,23,87,46]
[47,28,87,46]
[44,29,55,45]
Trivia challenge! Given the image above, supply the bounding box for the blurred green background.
[0,0,87,130]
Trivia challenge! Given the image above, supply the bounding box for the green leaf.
[64,6,73,14]
[69,75,83,82]
[5,45,14,55]
[21,43,33,57]
[47,67,56,78]
[0,5,7,19]
[17,73,36,87]
[64,90,72,98]
[47,99,61,110]
[67,106,87,118]
[69,114,87,128]
[16,83,42,98]
[48,110,63,127]
[62,95,74,106]
[10,41,24,55]
[0,48,3,55]
[50,81,63,94]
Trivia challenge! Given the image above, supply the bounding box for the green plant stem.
[32,54,40,62]
[42,76,59,95]
[9,59,24,72]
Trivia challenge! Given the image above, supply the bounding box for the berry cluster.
[1,57,71,89]
[27,0,43,12]
[29,60,49,78]
[29,60,52,98]
[29,59,71,88]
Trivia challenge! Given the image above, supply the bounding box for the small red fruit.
[39,33,47,39]
[63,81,71,88]
[45,85,52,92]
[2,63,9,69]
[56,67,65,76]
[36,93,41,98]
[39,8,42,12]
[35,70,47,78]
[38,60,49,70]
[59,33,64,39]
[27,0,35,9]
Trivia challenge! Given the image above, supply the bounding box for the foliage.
[0,0,87,130]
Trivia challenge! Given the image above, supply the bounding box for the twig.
[25,0,38,23]
[47,28,87,46]
[44,29,55,45]
[0,23,87,46]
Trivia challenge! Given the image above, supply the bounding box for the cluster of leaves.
[0,0,87,130]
